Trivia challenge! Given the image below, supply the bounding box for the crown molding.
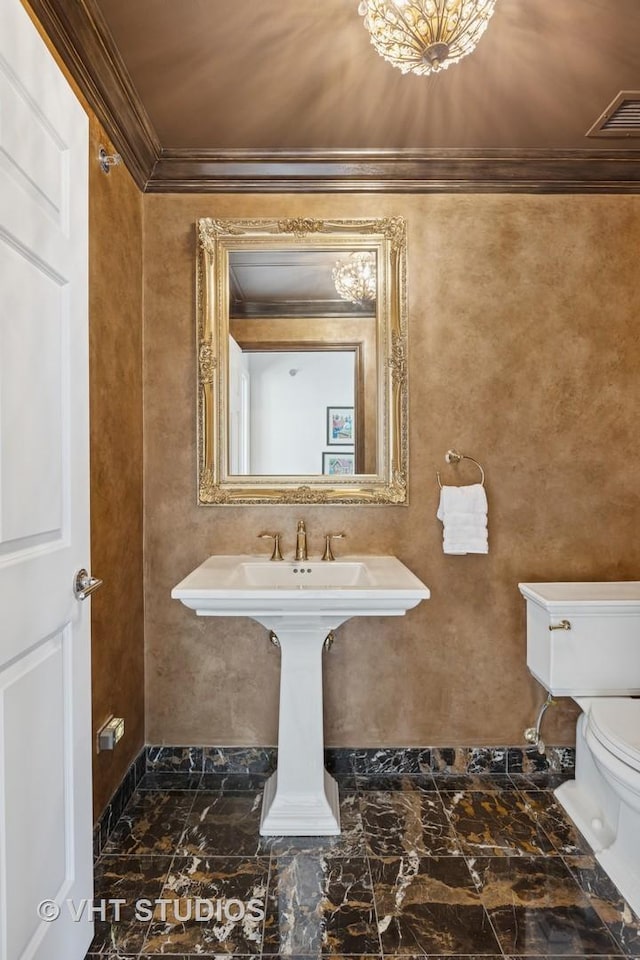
[149,148,640,193]
[28,2,640,194]
[27,0,159,189]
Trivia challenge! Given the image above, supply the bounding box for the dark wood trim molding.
[29,2,640,194]
[28,0,159,189]
[149,148,640,194]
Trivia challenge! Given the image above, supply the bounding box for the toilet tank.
[519,582,640,696]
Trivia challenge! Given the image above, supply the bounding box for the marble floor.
[85,770,640,959]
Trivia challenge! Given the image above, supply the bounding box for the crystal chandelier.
[332,252,377,303]
[358,0,497,76]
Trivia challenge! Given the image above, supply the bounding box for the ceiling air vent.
[587,91,640,138]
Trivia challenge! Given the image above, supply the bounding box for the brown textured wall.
[89,119,144,818]
[143,193,640,749]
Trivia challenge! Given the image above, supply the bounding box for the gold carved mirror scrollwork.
[196,217,408,504]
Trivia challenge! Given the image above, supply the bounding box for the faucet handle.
[258,533,284,561]
[322,532,346,562]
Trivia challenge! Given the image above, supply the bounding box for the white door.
[0,0,93,958]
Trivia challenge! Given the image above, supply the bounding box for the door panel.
[2,633,69,958]
[1,240,65,545]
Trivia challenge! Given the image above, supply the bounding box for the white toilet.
[519,581,640,915]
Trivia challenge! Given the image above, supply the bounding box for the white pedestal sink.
[172,555,429,835]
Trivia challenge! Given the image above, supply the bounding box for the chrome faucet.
[295,519,308,561]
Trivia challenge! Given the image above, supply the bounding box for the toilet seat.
[587,698,640,772]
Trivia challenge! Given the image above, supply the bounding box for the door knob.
[74,568,103,601]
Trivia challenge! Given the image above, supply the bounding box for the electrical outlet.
[97,716,125,752]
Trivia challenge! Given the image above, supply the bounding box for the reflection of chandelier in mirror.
[358,0,497,76]
[332,252,377,303]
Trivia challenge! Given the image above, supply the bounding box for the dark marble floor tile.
[178,792,263,856]
[443,790,557,857]
[521,790,592,856]
[360,792,461,858]
[259,791,365,859]
[356,774,437,792]
[142,855,269,954]
[263,854,379,955]
[565,855,640,954]
[370,855,501,955]
[137,771,203,791]
[84,954,139,959]
[146,746,204,773]
[103,791,195,855]
[89,854,173,954]
[199,773,268,793]
[259,956,380,960]
[435,774,519,794]
[469,856,621,956]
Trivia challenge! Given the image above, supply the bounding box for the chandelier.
[332,252,377,303]
[358,0,497,76]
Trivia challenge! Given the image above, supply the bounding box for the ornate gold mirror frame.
[197,216,408,504]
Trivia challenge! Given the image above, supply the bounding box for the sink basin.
[172,554,430,836]
[172,554,429,621]
[233,559,370,588]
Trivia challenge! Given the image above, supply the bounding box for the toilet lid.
[588,699,640,771]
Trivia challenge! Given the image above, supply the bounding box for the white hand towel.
[436,483,488,555]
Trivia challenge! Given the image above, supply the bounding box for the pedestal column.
[258,616,342,836]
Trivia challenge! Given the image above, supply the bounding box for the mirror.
[197,217,408,504]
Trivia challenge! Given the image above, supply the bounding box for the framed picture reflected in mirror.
[327,406,354,445]
[323,451,355,475]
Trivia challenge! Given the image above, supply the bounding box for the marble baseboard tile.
[203,746,276,774]
[429,745,574,776]
[94,745,147,858]
[143,743,576,778]
[145,745,204,773]
[144,745,276,774]
[507,745,576,774]
[431,747,508,774]
[351,747,433,775]
[325,747,355,775]
[134,748,146,784]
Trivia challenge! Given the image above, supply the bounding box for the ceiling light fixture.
[332,252,377,303]
[358,0,497,76]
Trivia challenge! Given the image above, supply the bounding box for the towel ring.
[437,449,485,488]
